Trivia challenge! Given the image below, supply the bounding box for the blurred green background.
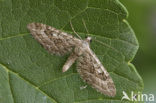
[120,0,156,98]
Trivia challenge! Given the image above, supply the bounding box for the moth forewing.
[27,23,81,55]
[77,46,116,97]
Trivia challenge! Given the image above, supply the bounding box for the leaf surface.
[0,0,143,103]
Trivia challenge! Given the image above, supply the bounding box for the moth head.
[85,36,92,43]
[81,36,92,50]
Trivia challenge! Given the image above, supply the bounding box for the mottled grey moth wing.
[27,23,81,55]
[77,50,116,97]
[27,23,116,97]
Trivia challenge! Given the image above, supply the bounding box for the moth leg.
[62,52,78,72]
[80,85,87,90]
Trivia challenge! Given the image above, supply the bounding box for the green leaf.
[0,0,143,103]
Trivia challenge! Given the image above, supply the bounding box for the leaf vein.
[8,70,15,103]
[39,73,77,87]
[0,64,58,103]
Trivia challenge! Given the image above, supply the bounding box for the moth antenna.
[82,19,107,44]
[82,19,109,46]
[82,18,90,37]
[82,19,94,43]
[70,21,82,40]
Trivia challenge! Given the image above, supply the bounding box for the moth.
[27,23,116,97]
